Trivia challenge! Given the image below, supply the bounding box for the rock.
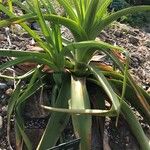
[30,22,40,31]
[0,34,6,41]
[0,83,7,90]
[134,29,140,34]
[5,88,13,96]
[0,116,3,129]
[130,54,141,68]
[7,80,14,86]
[129,30,138,36]
[129,36,139,45]
[114,31,123,37]
[147,87,150,94]
[144,40,150,48]
[1,106,8,116]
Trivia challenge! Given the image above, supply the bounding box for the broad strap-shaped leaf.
[70,76,92,150]
[41,105,116,116]
[33,0,54,53]
[16,68,44,105]
[95,0,112,21]
[15,108,32,150]
[37,74,71,150]
[0,10,87,41]
[0,69,35,80]
[0,49,47,58]
[13,69,45,149]
[64,40,124,52]
[72,0,82,23]
[90,0,112,38]
[109,79,150,124]
[7,81,22,149]
[105,50,150,117]
[0,49,57,69]
[121,101,150,150]
[0,57,33,71]
[88,77,150,149]
[57,0,78,21]
[83,0,99,33]
[12,0,32,13]
[64,40,123,63]
[89,64,120,114]
[41,0,56,14]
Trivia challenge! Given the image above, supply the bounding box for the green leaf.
[106,51,150,117]
[7,81,21,133]
[0,57,32,71]
[41,0,56,14]
[70,76,92,150]
[72,0,82,23]
[64,40,123,63]
[0,69,35,80]
[0,11,87,41]
[83,0,99,33]
[13,69,45,149]
[0,49,57,69]
[37,74,71,150]
[121,101,150,150]
[57,0,78,21]
[89,65,120,114]
[12,0,32,13]
[15,109,32,150]
[109,79,150,123]
[91,0,112,38]
[33,0,54,51]
[17,73,44,106]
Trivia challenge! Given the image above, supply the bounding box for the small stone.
[134,29,140,34]
[0,34,6,41]
[2,106,7,113]
[29,38,36,45]
[130,30,138,36]
[147,87,150,94]
[5,88,13,96]
[30,22,40,31]
[7,80,14,86]
[144,41,150,48]
[114,31,123,37]
[129,36,139,45]
[22,33,30,38]
[0,83,7,90]
[0,116,3,129]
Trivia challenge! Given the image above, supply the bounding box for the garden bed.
[0,22,150,149]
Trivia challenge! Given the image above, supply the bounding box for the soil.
[0,21,150,150]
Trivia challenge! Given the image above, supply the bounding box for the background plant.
[109,0,150,29]
[0,0,150,150]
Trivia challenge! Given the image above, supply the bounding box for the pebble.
[129,36,139,45]
[5,88,13,96]
[147,87,150,94]
[0,34,6,41]
[144,41,150,48]
[2,106,7,113]
[114,31,123,37]
[0,83,7,90]
[0,116,3,129]
[30,22,40,31]
[129,30,138,36]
